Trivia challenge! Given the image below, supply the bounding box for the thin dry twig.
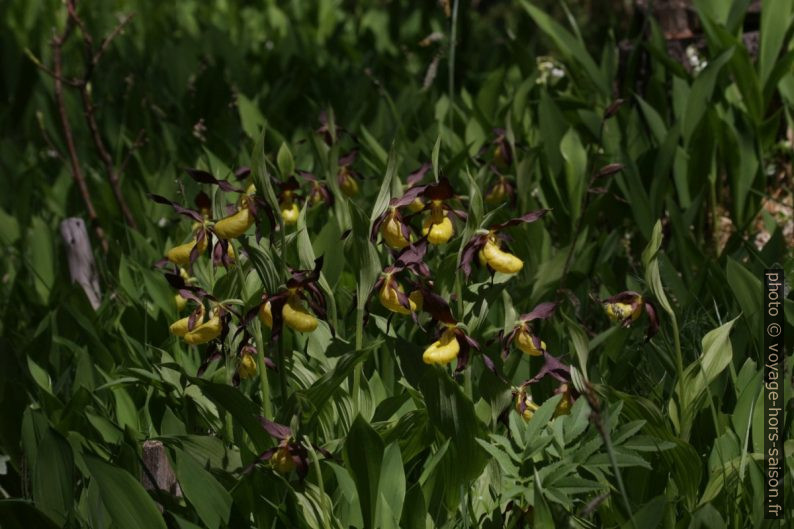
[52,18,109,253]
[66,0,139,229]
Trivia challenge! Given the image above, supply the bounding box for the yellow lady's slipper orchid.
[238,352,258,379]
[183,309,222,345]
[422,327,460,365]
[280,194,300,225]
[421,200,454,244]
[339,167,359,197]
[409,290,423,311]
[380,209,410,249]
[407,197,425,213]
[515,392,540,421]
[174,293,187,312]
[515,327,545,356]
[481,237,523,274]
[169,305,205,337]
[485,178,508,205]
[604,300,642,322]
[554,384,573,417]
[379,280,421,315]
[259,301,273,328]
[165,237,208,266]
[271,444,296,474]
[213,201,254,239]
[282,295,318,333]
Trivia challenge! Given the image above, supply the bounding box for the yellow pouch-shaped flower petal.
[213,206,254,239]
[170,306,205,337]
[515,328,544,357]
[238,353,258,379]
[482,239,523,274]
[421,216,454,245]
[422,328,460,365]
[165,237,208,266]
[379,281,418,315]
[183,313,222,345]
[282,296,318,333]
[259,301,273,328]
[380,215,410,249]
[280,201,300,225]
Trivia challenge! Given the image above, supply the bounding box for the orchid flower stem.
[233,241,273,419]
[670,313,686,438]
[599,416,637,529]
[352,306,364,411]
[454,272,473,400]
[253,310,273,420]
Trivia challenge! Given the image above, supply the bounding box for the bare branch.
[23,48,83,87]
[93,14,135,68]
[52,17,109,253]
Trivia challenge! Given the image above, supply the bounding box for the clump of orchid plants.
[460,209,549,277]
[385,177,467,245]
[337,150,361,197]
[244,419,331,479]
[602,290,659,339]
[371,240,430,319]
[298,170,333,207]
[275,177,303,225]
[417,288,480,371]
[500,301,557,357]
[256,258,328,340]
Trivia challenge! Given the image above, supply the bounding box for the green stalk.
[455,272,473,400]
[601,422,637,529]
[233,241,272,419]
[670,314,686,438]
[253,323,273,420]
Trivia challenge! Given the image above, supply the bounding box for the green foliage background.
[1,0,793,528]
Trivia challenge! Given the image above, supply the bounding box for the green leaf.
[302,341,378,408]
[26,357,52,394]
[369,145,398,227]
[344,415,384,529]
[357,241,381,312]
[171,447,232,529]
[0,500,61,529]
[682,48,734,144]
[642,220,674,316]
[0,207,20,245]
[360,125,388,168]
[562,312,590,381]
[520,1,609,97]
[726,258,762,338]
[377,442,406,523]
[560,128,587,224]
[237,94,266,140]
[620,495,667,529]
[276,142,295,178]
[671,318,739,436]
[27,216,54,304]
[32,429,74,525]
[759,0,793,84]
[431,135,441,182]
[84,455,167,529]
[187,378,270,450]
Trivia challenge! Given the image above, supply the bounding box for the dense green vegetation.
[1,1,792,527]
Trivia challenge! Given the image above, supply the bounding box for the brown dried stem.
[66,0,139,229]
[52,18,109,253]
